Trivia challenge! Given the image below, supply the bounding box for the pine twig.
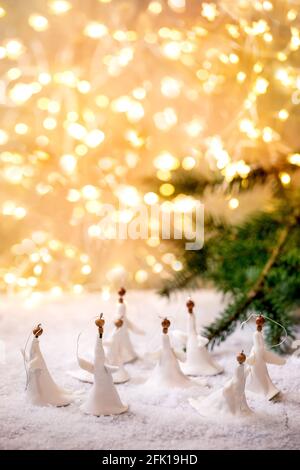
[206,223,292,344]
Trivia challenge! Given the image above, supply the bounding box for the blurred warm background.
[0,0,299,302]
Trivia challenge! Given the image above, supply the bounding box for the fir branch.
[224,163,298,194]
[159,271,198,297]
[205,223,292,347]
[153,163,299,198]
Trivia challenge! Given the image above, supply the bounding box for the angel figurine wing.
[76,332,94,374]
[21,348,29,363]
[144,349,161,363]
[197,335,209,347]
[170,329,187,347]
[292,339,300,357]
[126,318,145,335]
[77,356,94,374]
[264,350,286,365]
[222,380,236,414]
[174,348,186,362]
[105,364,119,373]
[28,355,44,372]
[246,351,256,366]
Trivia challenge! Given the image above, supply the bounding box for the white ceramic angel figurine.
[69,316,129,385]
[146,318,193,389]
[80,314,128,416]
[246,315,286,400]
[114,287,144,363]
[21,324,73,407]
[190,351,252,418]
[105,317,130,384]
[176,299,223,376]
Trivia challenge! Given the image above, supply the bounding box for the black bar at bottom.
[0,449,296,466]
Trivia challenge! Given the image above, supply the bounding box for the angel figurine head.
[118,287,126,304]
[114,318,124,329]
[256,315,265,332]
[32,324,43,338]
[161,318,171,334]
[236,350,246,364]
[95,313,105,338]
[186,298,195,314]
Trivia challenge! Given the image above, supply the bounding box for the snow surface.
[0,289,299,450]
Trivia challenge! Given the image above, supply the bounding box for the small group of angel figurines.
[22,287,142,416]
[22,291,286,419]
[71,287,144,385]
[144,299,223,391]
[189,314,286,420]
[142,299,286,420]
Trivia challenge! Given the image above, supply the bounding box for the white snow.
[0,289,299,450]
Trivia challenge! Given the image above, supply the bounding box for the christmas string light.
[0,0,299,296]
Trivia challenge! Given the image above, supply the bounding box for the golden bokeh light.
[0,0,298,295]
[28,14,49,32]
[279,172,291,186]
[0,6,6,18]
[84,22,108,39]
[48,1,72,15]
[228,198,239,210]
